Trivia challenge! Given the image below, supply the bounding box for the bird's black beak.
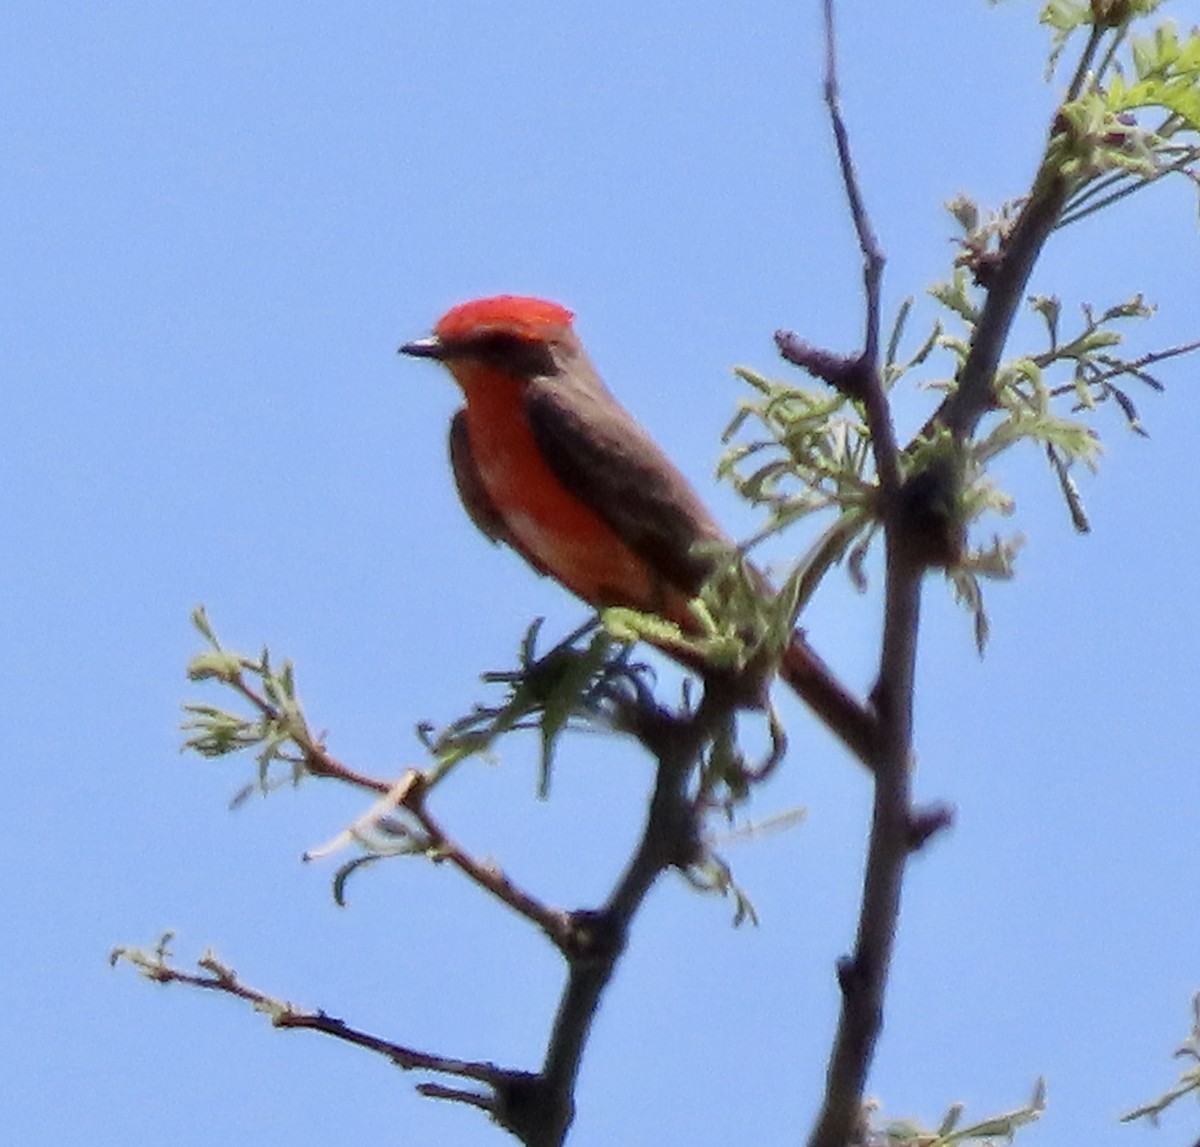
[398,335,448,360]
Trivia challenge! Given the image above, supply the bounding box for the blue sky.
[4,2,1200,1144]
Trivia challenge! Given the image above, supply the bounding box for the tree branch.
[808,553,922,1147]
[401,774,578,950]
[804,6,938,1143]
[219,698,580,949]
[164,656,743,1147]
[820,0,899,500]
[937,171,1072,443]
[111,941,523,1113]
[932,24,1108,444]
[512,685,741,1146]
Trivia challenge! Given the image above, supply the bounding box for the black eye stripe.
[458,332,560,377]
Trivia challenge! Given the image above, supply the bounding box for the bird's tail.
[780,634,875,764]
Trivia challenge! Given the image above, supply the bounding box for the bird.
[400,295,873,761]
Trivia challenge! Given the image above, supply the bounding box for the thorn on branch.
[414,1082,492,1111]
[907,802,955,852]
[835,955,863,996]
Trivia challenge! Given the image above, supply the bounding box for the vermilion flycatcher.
[400,296,873,760]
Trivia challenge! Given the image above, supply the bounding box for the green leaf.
[185,650,244,683]
[190,605,219,647]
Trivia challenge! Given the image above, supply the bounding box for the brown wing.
[523,347,729,597]
[448,408,552,577]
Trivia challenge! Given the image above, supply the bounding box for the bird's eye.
[466,332,559,377]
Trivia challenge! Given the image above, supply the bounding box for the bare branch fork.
[122,653,746,1147]
[110,945,523,1103]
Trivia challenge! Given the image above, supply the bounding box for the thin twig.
[1046,339,1200,396]
[226,661,591,947]
[1057,151,1200,229]
[228,673,394,794]
[1065,24,1107,104]
[224,666,584,949]
[821,0,900,499]
[300,761,578,949]
[119,948,515,1095]
[402,777,577,950]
